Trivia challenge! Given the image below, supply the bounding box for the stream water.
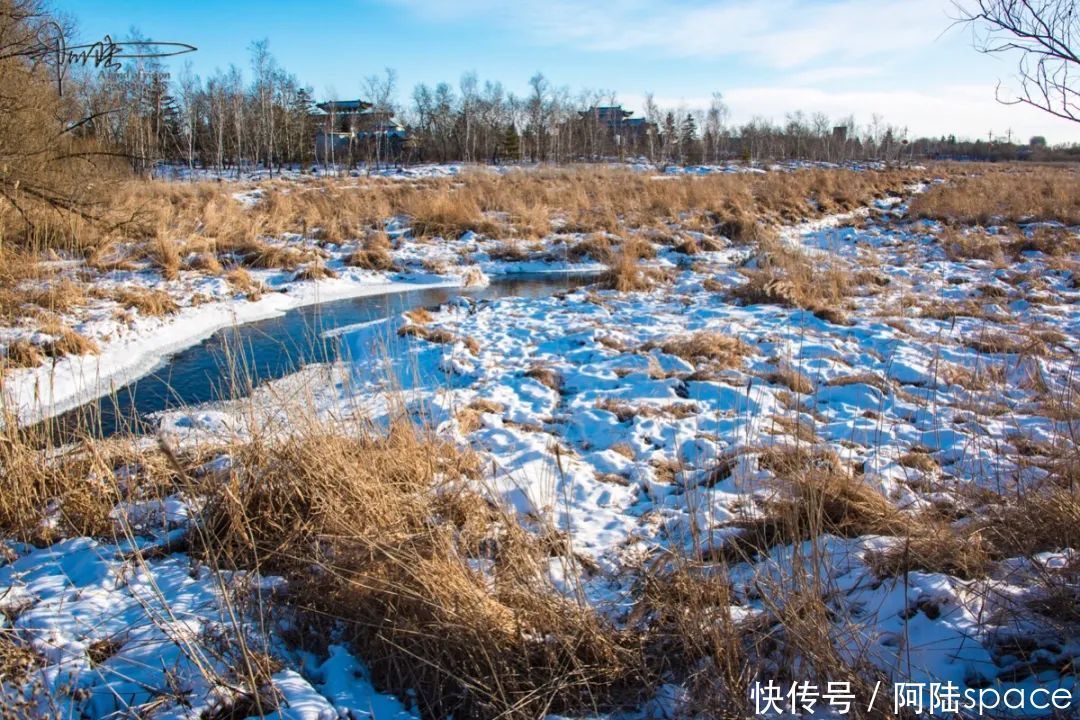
[49,273,594,439]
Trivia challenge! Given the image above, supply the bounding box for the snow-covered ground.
[151,159,902,184]
[2,180,1078,717]
[0,216,604,426]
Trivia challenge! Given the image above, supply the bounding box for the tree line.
[62,38,1080,174]
[6,0,1080,193]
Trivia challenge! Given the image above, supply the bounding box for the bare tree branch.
[954,0,1079,123]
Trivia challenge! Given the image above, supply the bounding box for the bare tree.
[643,92,660,163]
[363,67,397,170]
[955,0,1079,123]
[1,0,118,248]
[704,92,729,164]
[526,73,549,162]
[459,71,477,163]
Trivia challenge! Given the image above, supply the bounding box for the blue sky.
[52,0,1080,143]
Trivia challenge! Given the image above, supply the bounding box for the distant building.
[313,99,407,163]
[580,105,654,141]
[832,126,848,142]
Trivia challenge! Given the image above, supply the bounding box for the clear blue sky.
[51,0,1080,144]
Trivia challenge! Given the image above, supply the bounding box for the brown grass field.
[1,162,1079,718]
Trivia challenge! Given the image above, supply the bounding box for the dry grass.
[910,166,1080,226]
[40,325,99,358]
[487,241,529,262]
[398,324,456,344]
[398,324,479,354]
[455,398,506,434]
[566,234,616,264]
[1010,225,1080,257]
[630,566,752,717]
[938,227,1007,263]
[225,268,263,300]
[240,242,312,271]
[866,523,994,580]
[825,372,890,391]
[404,307,433,324]
[346,231,396,271]
[184,251,223,275]
[0,425,129,541]
[145,235,182,280]
[658,331,754,369]
[524,365,563,392]
[979,485,1080,559]
[405,190,499,239]
[898,449,939,473]
[941,361,1005,390]
[758,445,905,538]
[30,165,920,284]
[598,237,667,292]
[199,425,644,719]
[0,628,40,694]
[2,340,44,369]
[294,262,337,282]
[730,241,852,324]
[24,279,87,314]
[110,287,180,316]
[345,246,394,271]
[766,367,814,394]
[964,330,1045,356]
[9,161,1077,716]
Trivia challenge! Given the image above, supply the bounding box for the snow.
[1,275,459,426]
[2,171,1078,718]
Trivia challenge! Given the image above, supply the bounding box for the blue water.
[51,274,593,439]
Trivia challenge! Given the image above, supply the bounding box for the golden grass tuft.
[398,324,456,344]
[25,279,87,313]
[964,331,1045,356]
[199,425,642,719]
[731,241,852,324]
[938,227,1007,263]
[566,234,616,264]
[406,190,499,239]
[758,445,905,538]
[111,287,180,316]
[598,238,666,292]
[866,524,993,580]
[41,326,99,358]
[898,449,939,473]
[659,331,754,368]
[2,339,44,369]
[294,262,337,282]
[979,485,1080,559]
[766,366,814,394]
[1010,225,1080,257]
[346,232,395,271]
[487,241,529,262]
[404,307,433,324]
[910,166,1080,226]
[184,251,223,275]
[146,235,182,280]
[226,235,315,271]
[455,398,506,433]
[524,365,563,392]
[345,246,394,271]
[225,268,263,300]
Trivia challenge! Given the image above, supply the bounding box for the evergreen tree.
[661,112,677,163]
[500,123,520,162]
[290,86,316,164]
[679,113,697,164]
